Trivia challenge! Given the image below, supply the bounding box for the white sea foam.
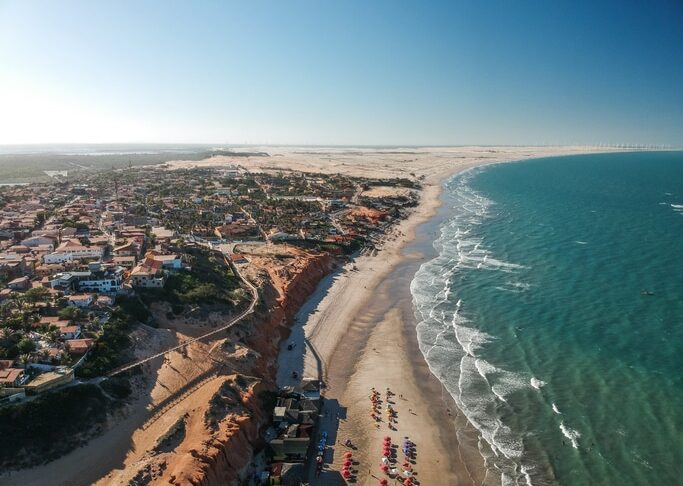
[574,240,588,245]
[551,403,562,414]
[671,203,683,209]
[530,377,546,389]
[521,464,535,486]
[560,422,581,449]
[412,168,532,483]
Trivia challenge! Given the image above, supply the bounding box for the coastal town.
[0,161,421,483]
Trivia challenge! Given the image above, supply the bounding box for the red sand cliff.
[141,248,336,486]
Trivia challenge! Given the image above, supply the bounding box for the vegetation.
[0,384,116,468]
[140,248,244,312]
[75,310,134,379]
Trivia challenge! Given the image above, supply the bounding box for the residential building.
[43,239,104,264]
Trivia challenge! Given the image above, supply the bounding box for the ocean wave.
[559,422,581,449]
[412,168,536,484]
[551,403,562,415]
[574,240,588,245]
[496,281,531,293]
[530,377,546,389]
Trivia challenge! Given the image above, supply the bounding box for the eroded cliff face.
[137,249,336,486]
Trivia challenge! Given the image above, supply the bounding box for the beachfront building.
[269,393,319,462]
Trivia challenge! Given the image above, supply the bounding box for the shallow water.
[411,151,683,485]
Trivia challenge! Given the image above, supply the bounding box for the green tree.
[24,287,50,305]
[58,306,80,321]
[17,338,36,355]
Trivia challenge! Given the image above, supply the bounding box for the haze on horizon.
[0,0,682,147]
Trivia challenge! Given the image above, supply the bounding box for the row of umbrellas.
[342,451,353,479]
[378,436,415,485]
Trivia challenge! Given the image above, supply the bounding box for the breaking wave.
[411,168,544,485]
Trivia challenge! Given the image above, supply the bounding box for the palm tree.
[19,353,32,368]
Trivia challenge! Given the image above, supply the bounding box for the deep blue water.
[411,151,683,485]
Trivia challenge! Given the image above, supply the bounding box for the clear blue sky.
[0,0,681,146]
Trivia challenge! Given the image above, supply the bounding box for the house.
[43,239,104,264]
[50,265,125,294]
[0,360,25,387]
[129,262,165,288]
[112,255,137,268]
[7,276,30,291]
[113,241,139,258]
[67,293,94,308]
[96,294,115,307]
[148,253,182,270]
[59,325,81,339]
[76,266,124,293]
[65,338,94,355]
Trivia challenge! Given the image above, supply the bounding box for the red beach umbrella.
[380,464,389,472]
[344,452,353,458]
[384,436,391,441]
[404,479,413,486]
[380,480,388,486]
[343,469,352,479]
[344,460,352,467]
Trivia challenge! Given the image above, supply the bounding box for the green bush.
[75,317,132,379]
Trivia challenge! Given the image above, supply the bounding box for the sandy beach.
[272,146,619,485]
[0,146,619,486]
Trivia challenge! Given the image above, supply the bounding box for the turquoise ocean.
[411,151,683,485]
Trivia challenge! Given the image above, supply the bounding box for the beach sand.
[274,146,619,485]
[1,146,618,486]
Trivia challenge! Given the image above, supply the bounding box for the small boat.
[641,290,655,296]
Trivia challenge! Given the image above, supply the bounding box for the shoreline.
[276,158,497,485]
[275,147,624,485]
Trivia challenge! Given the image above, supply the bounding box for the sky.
[0,0,682,146]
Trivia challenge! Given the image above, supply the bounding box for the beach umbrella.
[344,452,353,458]
[384,436,391,441]
[381,456,389,465]
[344,460,352,467]
[404,479,413,486]
[380,464,389,473]
[380,479,388,486]
[343,469,351,479]
[403,470,413,478]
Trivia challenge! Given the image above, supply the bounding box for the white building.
[43,239,104,264]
